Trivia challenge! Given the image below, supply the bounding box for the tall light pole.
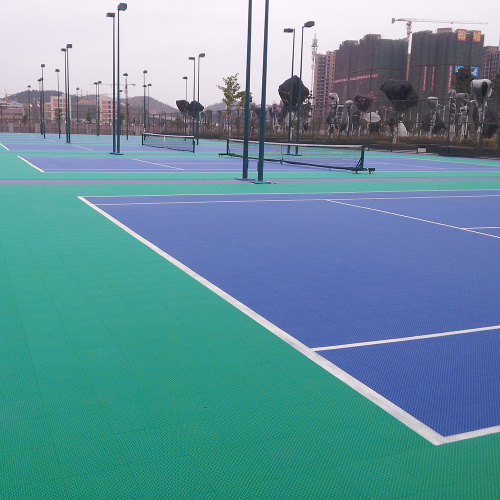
[142,70,147,132]
[107,12,116,153]
[116,3,127,154]
[284,28,295,150]
[196,52,205,145]
[37,78,42,133]
[296,21,314,146]
[76,87,80,134]
[147,83,152,132]
[41,64,45,138]
[27,85,31,133]
[94,81,102,136]
[55,69,61,138]
[123,73,129,139]
[189,56,195,136]
[182,76,188,134]
[65,44,72,143]
[242,0,252,179]
[256,0,270,183]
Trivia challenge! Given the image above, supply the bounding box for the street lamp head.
[117,3,127,11]
[66,44,72,49]
[148,83,152,87]
[106,12,115,17]
[199,53,205,58]
[123,72,128,76]
[76,87,79,91]
[143,70,147,74]
[41,64,45,68]
[61,48,66,52]
[303,21,315,28]
[143,84,147,88]
[182,76,188,80]
[189,56,195,61]
[28,85,31,89]
[284,28,294,33]
[98,80,102,84]
[55,69,60,73]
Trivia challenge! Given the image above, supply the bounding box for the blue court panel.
[85,191,500,437]
[21,156,185,173]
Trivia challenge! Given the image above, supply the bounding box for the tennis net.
[221,139,373,173]
[142,133,195,153]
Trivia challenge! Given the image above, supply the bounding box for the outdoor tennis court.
[1,131,500,498]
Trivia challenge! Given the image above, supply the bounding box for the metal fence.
[2,95,499,159]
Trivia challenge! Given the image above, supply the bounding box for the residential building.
[0,99,25,120]
[482,45,499,80]
[332,34,407,102]
[408,28,484,98]
[313,51,336,118]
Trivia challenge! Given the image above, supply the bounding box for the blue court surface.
[83,189,500,444]
[3,133,500,174]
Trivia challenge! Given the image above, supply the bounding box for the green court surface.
[1,134,499,499]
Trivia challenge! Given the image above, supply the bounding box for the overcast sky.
[1,0,498,107]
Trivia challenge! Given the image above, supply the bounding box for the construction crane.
[392,18,488,79]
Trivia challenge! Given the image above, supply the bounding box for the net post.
[360,145,365,170]
[141,133,145,146]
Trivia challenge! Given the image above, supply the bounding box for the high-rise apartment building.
[482,46,499,80]
[332,34,407,102]
[408,28,484,98]
[312,51,336,118]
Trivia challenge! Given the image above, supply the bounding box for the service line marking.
[17,156,44,172]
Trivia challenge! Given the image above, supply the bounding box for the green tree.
[217,74,250,135]
[452,67,475,93]
[86,111,92,124]
[21,114,28,127]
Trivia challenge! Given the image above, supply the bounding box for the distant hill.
[128,96,177,114]
[205,102,227,111]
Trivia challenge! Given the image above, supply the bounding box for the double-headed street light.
[106,12,116,153]
[182,76,188,134]
[196,53,205,145]
[27,85,31,133]
[143,70,147,132]
[76,87,80,134]
[116,3,127,154]
[296,21,315,146]
[284,28,295,150]
[40,64,45,138]
[61,44,72,143]
[189,56,195,135]
[55,68,61,138]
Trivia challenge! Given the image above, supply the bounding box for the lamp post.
[55,69,61,138]
[142,70,147,133]
[106,12,116,153]
[284,28,295,151]
[123,73,129,139]
[37,78,42,133]
[94,81,102,136]
[296,21,314,146]
[76,87,80,134]
[241,0,252,179]
[196,53,205,145]
[116,3,127,154]
[182,76,188,134]
[41,64,45,138]
[27,85,31,133]
[147,83,152,133]
[189,56,195,136]
[256,0,270,183]
[64,44,72,143]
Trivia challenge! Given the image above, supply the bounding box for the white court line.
[72,144,94,151]
[463,226,500,230]
[17,156,44,172]
[313,325,500,351]
[326,199,500,240]
[79,194,500,445]
[130,158,184,170]
[92,192,500,207]
[0,142,9,151]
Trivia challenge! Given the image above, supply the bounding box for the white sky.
[1,0,498,107]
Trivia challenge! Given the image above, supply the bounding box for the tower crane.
[391,18,488,79]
